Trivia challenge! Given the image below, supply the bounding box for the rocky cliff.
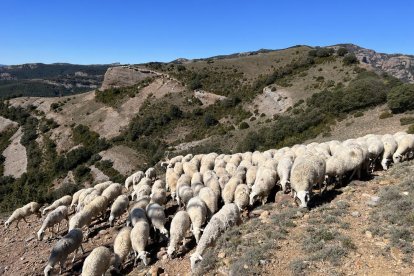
[100,66,158,90]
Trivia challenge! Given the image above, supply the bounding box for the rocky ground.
[1,160,414,275]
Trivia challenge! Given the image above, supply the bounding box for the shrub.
[239,122,249,129]
[387,84,414,113]
[379,111,393,119]
[400,117,414,126]
[354,111,364,117]
[343,53,358,65]
[337,47,348,56]
[204,114,218,127]
[169,105,183,118]
[408,124,414,134]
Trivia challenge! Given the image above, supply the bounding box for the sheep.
[222,175,243,204]
[190,203,241,270]
[83,195,109,220]
[176,174,192,194]
[290,153,326,208]
[93,181,113,194]
[177,185,194,208]
[183,161,198,177]
[183,153,194,162]
[130,220,150,266]
[68,210,92,231]
[145,167,156,180]
[277,154,294,193]
[125,175,134,190]
[366,137,384,171]
[76,188,96,212]
[187,197,207,243]
[174,161,184,175]
[70,189,85,211]
[5,202,41,229]
[191,172,203,185]
[109,195,129,226]
[393,134,414,163]
[167,210,191,258]
[152,179,166,192]
[325,155,346,186]
[131,184,151,201]
[191,181,205,196]
[132,196,150,210]
[42,195,72,216]
[81,246,111,276]
[246,165,258,188]
[132,171,145,186]
[381,134,398,170]
[146,203,168,237]
[198,186,218,217]
[205,176,221,199]
[166,167,179,198]
[249,166,278,206]
[37,206,69,241]
[234,184,250,210]
[168,155,183,167]
[78,189,100,212]
[202,170,217,185]
[128,206,147,227]
[150,188,167,205]
[339,144,366,180]
[101,183,123,203]
[113,226,132,270]
[43,228,84,276]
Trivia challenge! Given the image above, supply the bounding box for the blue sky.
[1,0,413,65]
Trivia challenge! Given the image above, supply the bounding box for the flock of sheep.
[3,131,414,275]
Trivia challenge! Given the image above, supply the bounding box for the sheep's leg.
[23,217,28,223]
[59,260,65,274]
[56,222,60,233]
[72,248,79,263]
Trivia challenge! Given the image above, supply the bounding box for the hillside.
[0,43,414,275]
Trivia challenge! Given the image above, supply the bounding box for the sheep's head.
[295,190,310,208]
[249,191,257,206]
[37,229,44,241]
[44,264,53,276]
[190,253,203,270]
[393,153,402,164]
[167,245,175,258]
[138,251,149,266]
[108,215,114,226]
[381,158,389,170]
[4,221,10,228]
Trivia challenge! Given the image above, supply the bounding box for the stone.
[218,252,226,259]
[351,211,361,217]
[150,266,164,276]
[260,211,270,219]
[365,231,373,239]
[367,196,380,207]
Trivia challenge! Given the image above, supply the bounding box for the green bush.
[400,117,414,126]
[354,111,364,117]
[343,53,358,65]
[337,47,348,56]
[239,122,250,129]
[204,114,218,127]
[379,111,393,119]
[387,84,414,113]
[408,124,414,134]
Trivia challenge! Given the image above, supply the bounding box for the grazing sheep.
[113,226,132,270]
[78,189,100,212]
[174,161,184,175]
[202,170,217,185]
[177,185,193,208]
[166,167,179,198]
[198,187,218,217]
[222,173,244,204]
[76,188,95,212]
[249,166,278,206]
[277,154,294,193]
[168,155,183,167]
[325,155,346,186]
[290,153,326,208]
[101,183,123,203]
[366,137,384,171]
[68,210,92,231]
[5,202,41,229]
[187,197,207,243]
[191,181,205,196]
[190,203,241,270]
[128,206,147,227]
[125,175,134,190]
[109,195,129,226]
[191,172,203,185]
[43,228,84,276]
[130,220,150,266]
[205,176,221,199]
[381,134,398,170]
[393,134,414,163]
[167,210,191,258]
[246,165,258,188]
[38,206,69,241]
[150,188,167,205]
[234,184,250,210]
[83,195,109,220]
[183,161,198,177]
[131,184,151,201]
[146,203,168,237]
[93,181,112,194]
[132,171,145,186]
[81,246,111,276]
[152,180,166,192]
[133,196,151,209]
[70,189,85,211]
[145,167,156,180]
[42,195,72,216]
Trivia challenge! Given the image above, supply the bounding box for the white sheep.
[146,203,168,237]
[198,186,218,217]
[152,179,166,192]
[167,210,191,258]
[132,196,151,210]
[174,161,184,175]
[277,154,294,193]
[109,194,129,226]
[68,210,92,231]
[130,220,150,266]
[366,136,384,171]
[177,185,193,208]
[125,175,134,190]
[393,134,414,163]
[183,161,198,177]
[83,195,109,220]
[205,176,221,199]
[77,189,100,212]
[93,181,113,194]
[43,228,84,276]
[191,181,205,196]
[76,188,95,212]
[113,226,132,270]
[150,187,167,205]
[131,184,151,201]
[381,134,398,170]
[145,167,156,180]
[42,195,72,216]
[249,166,278,206]
[37,206,69,241]
[187,197,207,243]
[70,189,85,211]
[166,167,179,197]
[190,203,241,270]
[222,175,242,204]
[246,165,258,188]
[290,153,326,208]
[191,172,203,185]
[128,206,147,227]
[101,183,123,203]
[132,171,145,186]
[234,184,250,210]
[81,246,111,276]
[5,202,41,229]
